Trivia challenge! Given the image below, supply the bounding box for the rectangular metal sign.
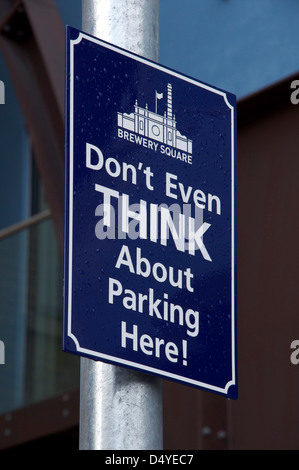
[63,26,237,398]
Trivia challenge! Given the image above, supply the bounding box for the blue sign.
[63,26,237,399]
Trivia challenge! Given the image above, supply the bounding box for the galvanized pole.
[80,0,163,450]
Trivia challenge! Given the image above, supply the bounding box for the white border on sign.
[66,30,236,397]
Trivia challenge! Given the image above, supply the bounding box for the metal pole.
[80,0,162,451]
[82,0,159,59]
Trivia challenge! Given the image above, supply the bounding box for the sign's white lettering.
[115,245,194,292]
[88,143,220,261]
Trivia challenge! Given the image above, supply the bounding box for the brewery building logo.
[117,83,193,164]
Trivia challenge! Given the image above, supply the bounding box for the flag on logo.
[155,91,163,113]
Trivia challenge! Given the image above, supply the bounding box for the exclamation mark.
[182,340,187,366]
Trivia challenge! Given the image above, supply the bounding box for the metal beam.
[0,209,51,240]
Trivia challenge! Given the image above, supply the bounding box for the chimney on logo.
[167,83,173,119]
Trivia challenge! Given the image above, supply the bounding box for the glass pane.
[0,231,28,412]
[0,218,80,414]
